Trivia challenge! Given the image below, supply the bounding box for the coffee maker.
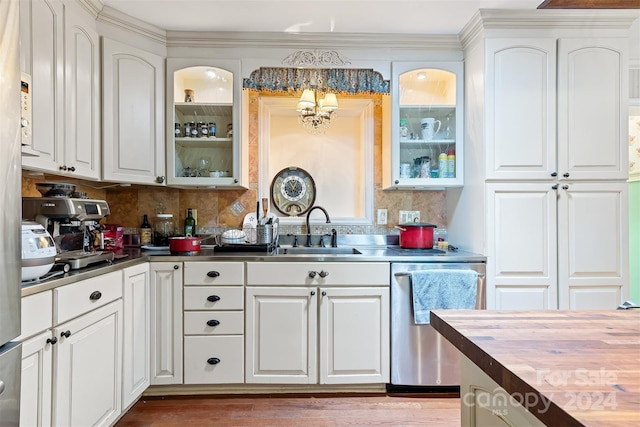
[22,196,115,269]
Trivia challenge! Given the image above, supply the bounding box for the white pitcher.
[420,118,441,141]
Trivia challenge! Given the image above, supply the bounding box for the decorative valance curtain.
[243,67,390,95]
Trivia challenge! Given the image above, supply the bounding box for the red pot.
[169,236,201,253]
[396,223,437,249]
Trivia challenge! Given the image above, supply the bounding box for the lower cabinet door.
[183,336,244,384]
[319,287,390,384]
[20,331,53,427]
[53,300,123,427]
[245,287,317,384]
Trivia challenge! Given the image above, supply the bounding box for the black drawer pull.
[89,291,102,301]
[60,330,71,338]
[46,337,58,345]
[207,357,220,365]
[206,271,220,278]
[207,295,220,302]
[207,319,220,327]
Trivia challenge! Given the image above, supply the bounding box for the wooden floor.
[115,394,461,427]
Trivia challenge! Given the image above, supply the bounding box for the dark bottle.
[184,208,196,236]
[140,214,152,245]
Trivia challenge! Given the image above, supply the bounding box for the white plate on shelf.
[141,245,170,251]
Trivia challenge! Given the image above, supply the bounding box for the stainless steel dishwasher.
[389,262,486,390]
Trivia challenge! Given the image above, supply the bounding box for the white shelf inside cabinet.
[400,139,455,146]
[175,102,232,115]
[175,138,232,148]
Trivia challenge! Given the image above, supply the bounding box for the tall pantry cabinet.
[450,10,634,310]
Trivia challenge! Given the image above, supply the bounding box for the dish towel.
[411,269,479,325]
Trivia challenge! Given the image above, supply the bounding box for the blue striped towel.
[411,269,479,324]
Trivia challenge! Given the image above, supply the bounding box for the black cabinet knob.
[394,180,400,184]
[310,290,316,296]
[46,337,58,345]
[552,184,558,190]
[68,166,75,172]
[59,165,67,171]
[207,295,220,302]
[89,291,102,301]
[322,291,327,296]
[562,185,569,190]
[551,172,558,177]
[173,265,179,270]
[206,319,220,327]
[207,357,220,365]
[319,270,329,278]
[308,271,317,278]
[563,172,570,178]
[156,176,165,184]
[206,271,220,278]
[60,330,71,338]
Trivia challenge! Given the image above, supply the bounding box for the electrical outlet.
[399,210,421,224]
[377,209,388,225]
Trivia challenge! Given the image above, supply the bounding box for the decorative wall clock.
[270,166,316,216]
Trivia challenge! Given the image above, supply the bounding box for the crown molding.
[460,8,640,49]
[165,30,461,51]
[76,0,102,18]
[96,5,167,44]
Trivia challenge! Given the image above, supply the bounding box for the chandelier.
[296,89,339,134]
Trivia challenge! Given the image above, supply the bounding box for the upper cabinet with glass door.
[387,62,463,188]
[166,59,244,187]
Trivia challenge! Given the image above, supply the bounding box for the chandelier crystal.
[296,89,338,135]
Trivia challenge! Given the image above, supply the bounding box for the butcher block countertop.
[430,310,640,427]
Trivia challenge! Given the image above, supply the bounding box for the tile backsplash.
[21,92,447,236]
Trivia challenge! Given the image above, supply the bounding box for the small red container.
[169,236,201,253]
[396,223,437,249]
[102,224,124,250]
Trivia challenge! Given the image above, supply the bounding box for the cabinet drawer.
[184,286,244,310]
[246,262,390,286]
[183,262,244,285]
[183,336,244,384]
[19,291,53,340]
[184,311,244,335]
[53,271,123,325]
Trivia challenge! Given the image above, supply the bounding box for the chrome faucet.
[305,206,331,247]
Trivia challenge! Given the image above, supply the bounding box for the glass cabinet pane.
[171,66,234,181]
[390,62,463,188]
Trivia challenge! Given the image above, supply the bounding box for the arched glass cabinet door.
[166,60,243,187]
[388,62,464,188]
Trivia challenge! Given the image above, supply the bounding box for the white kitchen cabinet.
[386,61,464,189]
[122,263,151,409]
[166,59,245,188]
[20,331,53,427]
[149,262,183,385]
[183,261,244,384]
[53,300,123,427]
[557,182,628,309]
[20,0,101,179]
[452,13,633,311]
[102,37,166,185]
[485,37,627,181]
[19,0,63,169]
[19,291,54,427]
[460,355,545,427]
[487,182,628,311]
[245,262,390,385]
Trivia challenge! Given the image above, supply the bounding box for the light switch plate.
[399,210,421,224]
[377,209,387,225]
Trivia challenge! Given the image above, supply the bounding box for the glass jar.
[198,121,208,137]
[174,123,182,137]
[189,122,198,138]
[208,122,216,137]
[153,214,174,246]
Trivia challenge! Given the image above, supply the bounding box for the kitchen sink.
[276,247,362,255]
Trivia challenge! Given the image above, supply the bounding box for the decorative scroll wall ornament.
[282,49,352,67]
[243,67,389,94]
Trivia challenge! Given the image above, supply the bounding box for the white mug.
[420,118,441,141]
